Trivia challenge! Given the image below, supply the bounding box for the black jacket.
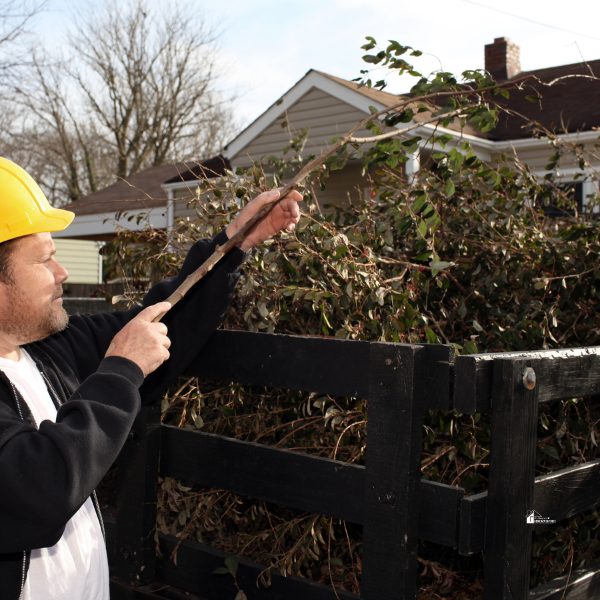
[0,231,246,599]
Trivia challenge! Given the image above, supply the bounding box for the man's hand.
[105,302,172,377]
[225,188,302,252]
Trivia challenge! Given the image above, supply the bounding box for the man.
[0,157,301,599]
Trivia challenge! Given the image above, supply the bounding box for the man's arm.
[0,189,301,552]
[139,188,301,403]
[0,303,171,553]
[42,189,302,403]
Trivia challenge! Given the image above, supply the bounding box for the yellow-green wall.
[53,238,103,284]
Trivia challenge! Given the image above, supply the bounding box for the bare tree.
[8,53,115,204]
[70,0,235,179]
[5,0,236,205]
[0,0,44,82]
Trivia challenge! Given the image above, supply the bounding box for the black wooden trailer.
[107,330,600,600]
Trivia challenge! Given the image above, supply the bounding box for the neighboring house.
[53,239,103,285]
[224,37,600,211]
[59,37,600,247]
[53,158,230,242]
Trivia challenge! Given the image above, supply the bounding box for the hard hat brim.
[0,206,75,244]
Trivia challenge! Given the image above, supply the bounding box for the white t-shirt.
[0,349,109,600]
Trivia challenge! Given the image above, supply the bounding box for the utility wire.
[460,0,600,42]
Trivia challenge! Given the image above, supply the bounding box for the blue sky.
[36,0,600,133]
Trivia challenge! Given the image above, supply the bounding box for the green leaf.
[213,567,229,575]
[220,405,234,418]
[464,340,478,354]
[525,95,541,103]
[235,592,248,600]
[425,327,437,343]
[542,445,560,461]
[430,260,454,271]
[225,557,239,576]
[417,219,427,237]
[413,195,426,213]
[446,180,456,198]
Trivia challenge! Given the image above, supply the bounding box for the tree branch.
[153,71,600,322]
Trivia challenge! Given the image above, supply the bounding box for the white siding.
[171,189,202,222]
[230,88,374,167]
[228,88,376,209]
[53,239,102,284]
[315,161,370,210]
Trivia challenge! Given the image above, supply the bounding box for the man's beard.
[0,284,68,344]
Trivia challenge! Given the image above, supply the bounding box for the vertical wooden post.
[483,358,539,599]
[114,404,162,585]
[361,343,425,600]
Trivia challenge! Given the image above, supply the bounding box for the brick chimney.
[485,37,521,81]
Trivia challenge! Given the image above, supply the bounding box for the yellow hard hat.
[0,157,74,244]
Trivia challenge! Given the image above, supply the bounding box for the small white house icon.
[526,510,542,524]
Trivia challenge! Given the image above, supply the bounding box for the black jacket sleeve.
[0,231,246,552]
[39,230,247,399]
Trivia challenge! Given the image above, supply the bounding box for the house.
[52,157,230,297]
[57,38,600,276]
[223,37,600,211]
[53,157,231,242]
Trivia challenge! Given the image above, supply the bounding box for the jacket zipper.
[7,381,27,600]
[40,372,106,542]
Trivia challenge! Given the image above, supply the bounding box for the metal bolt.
[385,359,392,366]
[378,492,396,505]
[523,367,536,390]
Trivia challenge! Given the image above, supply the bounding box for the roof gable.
[225,69,401,162]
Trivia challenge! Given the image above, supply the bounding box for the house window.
[540,181,583,218]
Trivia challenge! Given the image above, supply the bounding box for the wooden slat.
[160,424,364,524]
[534,458,600,524]
[419,479,463,548]
[187,330,371,398]
[454,347,600,414]
[160,424,464,547]
[484,358,539,599]
[459,459,600,555]
[187,330,454,409]
[458,491,487,555]
[361,343,424,599]
[529,558,600,599]
[423,343,455,410]
[155,534,358,600]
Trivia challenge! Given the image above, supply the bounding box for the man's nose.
[53,259,69,284]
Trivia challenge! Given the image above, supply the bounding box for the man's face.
[0,232,69,345]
